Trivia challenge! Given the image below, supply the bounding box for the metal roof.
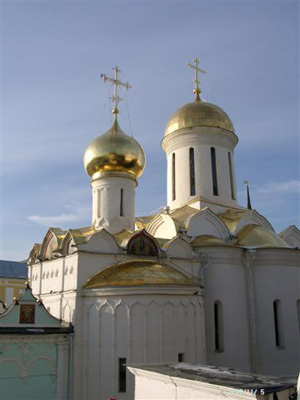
[128,363,297,395]
[0,260,27,279]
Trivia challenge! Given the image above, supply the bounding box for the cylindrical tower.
[83,68,145,234]
[161,62,238,211]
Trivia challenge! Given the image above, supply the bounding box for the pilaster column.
[56,340,70,400]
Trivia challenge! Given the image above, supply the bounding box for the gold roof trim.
[113,229,134,247]
[135,215,154,230]
[84,260,200,288]
[218,209,248,233]
[237,225,290,248]
[191,235,232,247]
[170,205,199,225]
[69,226,97,245]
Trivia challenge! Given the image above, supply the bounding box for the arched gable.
[127,230,159,256]
[235,209,274,234]
[62,231,76,256]
[185,208,229,239]
[146,213,179,240]
[79,229,121,254]
[163,236,193,259]
[40,228,65,261]
[28,243,41,264]
[280,225,300,249]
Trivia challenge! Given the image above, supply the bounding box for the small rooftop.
[128,363,297,395]
[0,260,27,279]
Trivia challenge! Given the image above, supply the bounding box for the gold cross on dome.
[101,66,132,115]
[187,58,206,102]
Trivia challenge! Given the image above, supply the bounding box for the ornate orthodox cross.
[101,66,132,115]
[187,58,206,102]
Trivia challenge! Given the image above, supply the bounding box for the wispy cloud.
[254,180,300,195]
[27,202,91,227]
[28,213,80,226]
[238,179,300,198]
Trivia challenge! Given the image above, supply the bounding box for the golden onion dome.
[84,118,146,180]
[165,100,235,137]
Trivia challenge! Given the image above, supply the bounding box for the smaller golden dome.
[84,118,145,180]
[237,225,290,248]
[84,260,200,288]
[165,100,235,136]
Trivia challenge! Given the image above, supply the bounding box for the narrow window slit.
[273,299,284,348]
[228,152,235,200]
[120,188,124,216]
[211,147,218,196]
[118,358,126,392]
[214,301,224,352]
[189,147,196,196]
[172,153,176,201]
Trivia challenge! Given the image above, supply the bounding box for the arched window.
[273,299,284,348]
[214,301,224,352]
[189,147,196,196]
[172,153,176,201]
[120,189,124,216]
[228,152,235,200]
[211,147,218,196]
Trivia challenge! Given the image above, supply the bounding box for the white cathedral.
[28,61,300,400]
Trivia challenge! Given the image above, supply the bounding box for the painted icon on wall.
[19,304,35,324]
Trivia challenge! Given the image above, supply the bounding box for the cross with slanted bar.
[101,66,132,115]
[187,58,206,102]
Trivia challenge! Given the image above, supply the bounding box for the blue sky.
[1,1,299,261]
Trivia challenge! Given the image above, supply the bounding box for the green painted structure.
[0,284,73,400]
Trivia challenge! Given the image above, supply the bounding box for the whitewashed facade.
[28,68,300,399]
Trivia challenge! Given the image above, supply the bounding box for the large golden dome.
[165,100,235,136]
[84,118,146,180]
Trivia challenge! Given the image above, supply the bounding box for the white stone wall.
[162,128,238,210]
[91,175,136,233]
[251,249,300,376]
[202,247,253,373]
[202,246,300,377]
[30,254,79,321]
[76,292,206,400]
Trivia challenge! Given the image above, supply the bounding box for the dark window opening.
[228,152,235,200]
[118,358,126,393]
[297,300,300,336]
[189,147,196,196]
[211,147,218,196]
[273,300,284,348]
[214,301,224,352]
[178,353,184,362]
[120,189,124,217]
[172,153,176,201]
